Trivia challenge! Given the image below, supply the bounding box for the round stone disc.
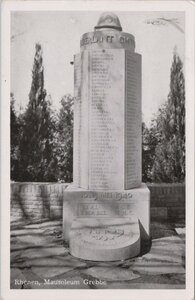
[69,217,140,261]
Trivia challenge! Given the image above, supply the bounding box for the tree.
[18,43,56,182]
[53,95,73,182]
[10,93,21,180]
[142,122,158,182]
[151,52,185,182]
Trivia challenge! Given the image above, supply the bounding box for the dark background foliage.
[11,44,185,183]
[142,53,185,183]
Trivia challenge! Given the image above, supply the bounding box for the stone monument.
[63,12,150,261]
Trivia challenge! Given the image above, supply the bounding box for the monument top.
[80,12,135,51]
[94,12,122,31]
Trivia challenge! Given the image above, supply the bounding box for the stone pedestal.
[63,183,150,244]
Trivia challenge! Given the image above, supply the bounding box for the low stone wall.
[11,182,185,223]
[11,183,68,221]
[147,183,185,222]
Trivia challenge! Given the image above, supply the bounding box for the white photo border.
[1,1,194,300]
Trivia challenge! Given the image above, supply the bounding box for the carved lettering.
[78,202,134,217]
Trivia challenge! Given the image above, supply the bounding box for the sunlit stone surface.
[64,12,150,261]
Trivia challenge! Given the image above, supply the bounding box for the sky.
[11,11,185,126]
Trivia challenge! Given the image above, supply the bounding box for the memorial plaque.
[89,49,125,189]
[73,50,141,190]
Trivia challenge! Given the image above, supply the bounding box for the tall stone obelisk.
[63,12,150,261]
[73,12,141,190]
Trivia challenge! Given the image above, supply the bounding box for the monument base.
[63,183,150,243]
[69,217,140,261]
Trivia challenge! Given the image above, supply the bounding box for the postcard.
[1,1,194,300]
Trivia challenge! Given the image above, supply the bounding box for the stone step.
[70,217,140,261]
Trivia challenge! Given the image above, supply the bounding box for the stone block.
[63,183,150,242]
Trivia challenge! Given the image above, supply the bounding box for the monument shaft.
[73,31,142,190]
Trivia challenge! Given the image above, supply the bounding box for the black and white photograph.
[1,1,194,300]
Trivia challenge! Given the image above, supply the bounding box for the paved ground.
[10,219,185,289]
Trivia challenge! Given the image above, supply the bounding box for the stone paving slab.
[23,220,62,229]
[10,220,185,289]
[175,228,185,241]
[131,235,185,275]
[175,228,185,235]
[12,246,68,260]
[82,266,141,281]
[11,228,44,236]
[13,234,55,246]
[30,256,87,278]
[31,265,80,279]
[131,261,185,275]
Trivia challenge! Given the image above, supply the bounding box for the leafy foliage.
[52,95,73,182]
[18,43,57,182]
[10,93,22,180]
[142,52,185,183]
[152,52,185,182]
[142,122,158,182]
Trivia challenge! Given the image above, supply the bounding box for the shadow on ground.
[10,218,185,289]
